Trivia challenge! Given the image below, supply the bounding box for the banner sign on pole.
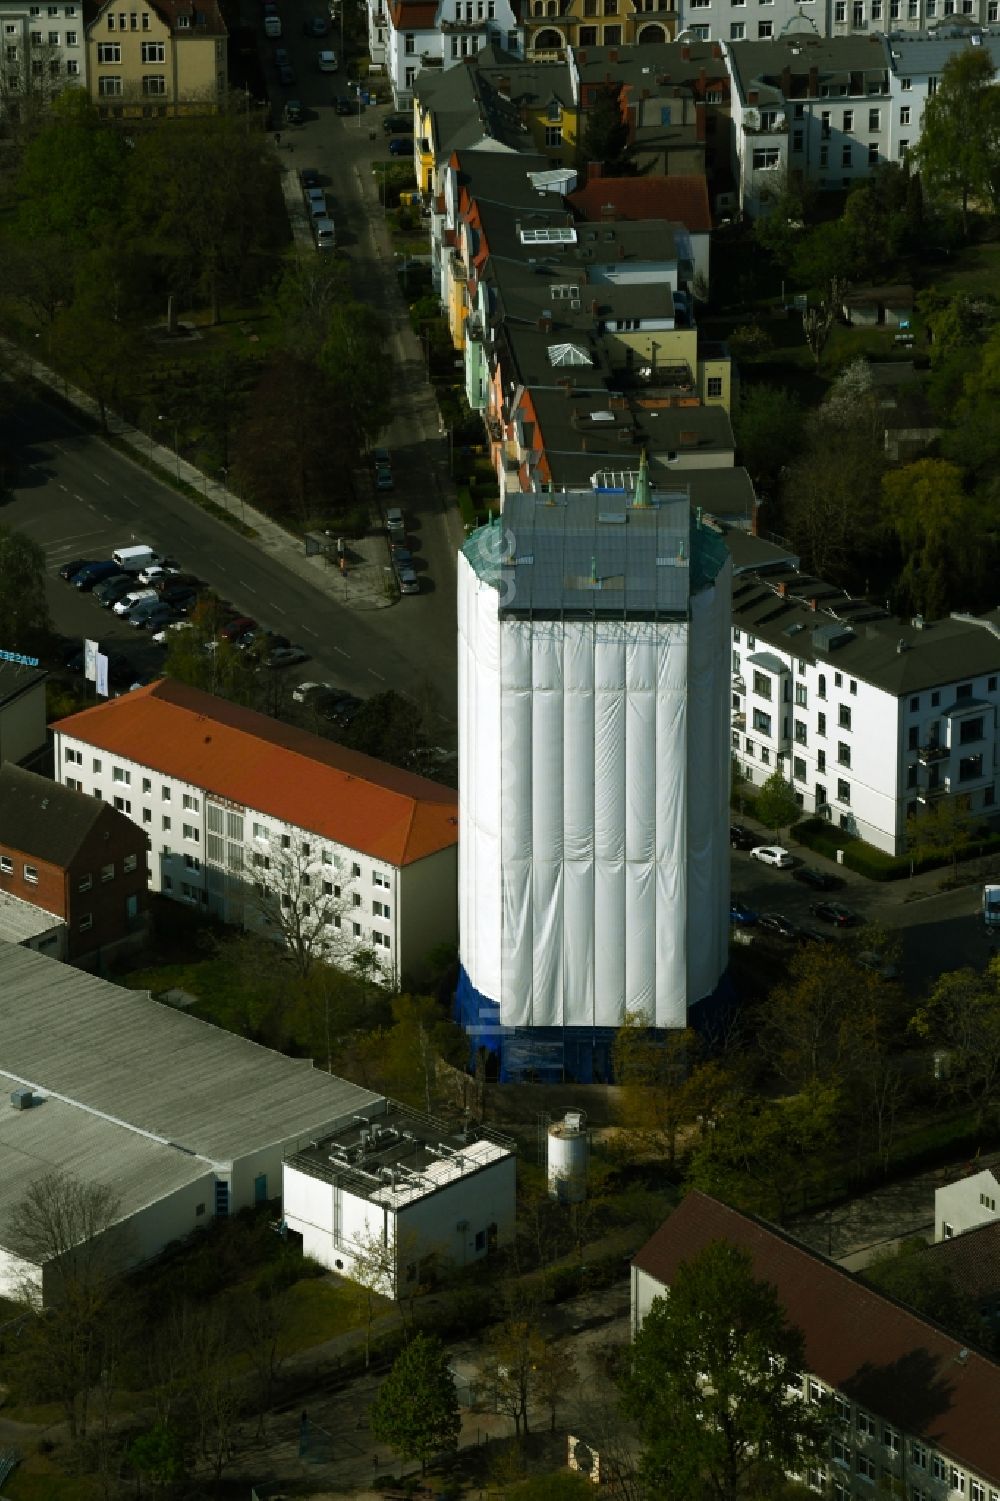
[95,653,109,698]
[84,639,99,682]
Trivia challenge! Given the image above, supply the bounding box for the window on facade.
[141,38,163,60]
[113,797,130,813]
[162,816,171,831]
[707,376,723,397]
[842,143,853,167]
[960,716,984,744]
[544,125,562,146]
[142,808,152,824]
[78,873,93,892]
[831,1437,851,1467]
[837,779,851,805]
[837,742,851,767]
[352,921,361,937]
[960,754,984,782]
[752,671,772,700]
[182,792,199,811]
[22,862,39,884]
[795,721,807,745]
[97,41,120,60]
[843,111,853,133]
[352,892,362,908]
[101,862,115,882]
[753,709,772,735]
[123,854,137,873]
[161,785,171,800]
[839,705,852,730]
[911,1443,928,1470]
[730,20,745,36]
[752,147,779,169]
[793,757,806,782]
[79,913,93,932]
[856,1453,875,1481]
[352,862,361,877]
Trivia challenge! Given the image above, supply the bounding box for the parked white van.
[314,216,336,250]
[112,545,161,573]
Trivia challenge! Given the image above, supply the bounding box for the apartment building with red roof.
[51,680,458,981]
[633,1192,1000,1501]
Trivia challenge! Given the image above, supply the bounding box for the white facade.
[51,690,459,983]
[887,31,1000,162]
[730,556,1000,855]
[676,0,999,43]
[936,1169,1000,1242]
[382,0,522,107]
[0,0,87,117]
[282,1107,516,1296]
[458,480,731,1072]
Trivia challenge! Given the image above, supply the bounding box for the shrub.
[791,817,1000,882]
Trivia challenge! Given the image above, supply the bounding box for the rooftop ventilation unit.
[10,1089,34,1110]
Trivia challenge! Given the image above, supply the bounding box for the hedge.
[790,816,1000,882]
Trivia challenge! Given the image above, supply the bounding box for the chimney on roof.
[600,200,616,220]
[538,310,553,332]
[748,89,758,104]
[776,581,787,596]
[809,597,818,610]
[699,65,706,87]
[587,160,603,180]
[679,429,698,445]
[712,42,722,58]
[781,64,791,95]
[808,64,818,95]
[608,48,618,62]
[680,44,690,60]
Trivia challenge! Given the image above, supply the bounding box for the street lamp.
[158,414,180,483]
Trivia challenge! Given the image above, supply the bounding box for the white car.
[138,563,180,585]
[292,680,333,704]
[113,588,157,616]
[152,620,193,645]
[751,845,794,868]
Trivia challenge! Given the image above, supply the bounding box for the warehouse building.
[0,946,514,1303]
[457,462,732,1082]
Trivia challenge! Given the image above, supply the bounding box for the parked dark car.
[333,96,354,115]
[299,166,321,189]
[810,901,860,928]
[154,572,201,596]
[303,14,329,33]
[793,865,842,891]
[94,575,138,607]
[73,561,123,591]
[158,588,198,614]
[60,557,96,581]
[729,823,755,850]
[388,137,410,157]
[797,926,835,945]
[758,913,799,939]
[382,114,413,134]
[219,615,257,642]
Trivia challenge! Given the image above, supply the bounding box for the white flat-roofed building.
[0,944,516,1302]
[283,1102,516,1296]
[936,1168,1000,1243]
[50,678,459,984]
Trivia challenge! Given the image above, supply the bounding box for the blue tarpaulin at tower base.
[454,966,739,1083]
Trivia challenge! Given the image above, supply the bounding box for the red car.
[219,615,256,642]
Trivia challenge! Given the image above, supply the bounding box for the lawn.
[121,955,251,1035]
[920,235,1000,300]
[282,1275,371,1353]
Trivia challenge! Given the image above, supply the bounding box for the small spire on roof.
[632,447,652,509]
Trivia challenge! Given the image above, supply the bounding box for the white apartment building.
[676,0,998,42]
[283,1101,516,1296]
[726,34,892,213]
[887,29,1000,161]
[380,0,521,107]
[727,535,1000,855]
[936,1169,1000,1242]
[0,0,85,118]
[50,678,459,982]
[634,1192,1000,1501]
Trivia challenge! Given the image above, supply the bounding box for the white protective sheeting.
[457,553,503,1004]
[459,540,730,1036]
[686,560,733,1001]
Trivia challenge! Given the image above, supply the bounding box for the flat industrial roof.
[0,946,381,1167]
[0,1068,210,1252]
[0,891,65,944]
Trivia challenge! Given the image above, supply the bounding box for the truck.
[983,884,1000,931]
[112,544,161,573]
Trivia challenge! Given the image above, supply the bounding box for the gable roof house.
[50,679,458,982]
[634,1192,1000,1499]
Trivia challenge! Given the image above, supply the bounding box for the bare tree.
[247,833,361,978]
[349,1223,400,1367]
[6,1172,129,1439]
[240,1289,290,1438]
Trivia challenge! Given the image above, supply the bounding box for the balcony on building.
[732,673,746,693]
[450,253,468,283]
[440,15,490,29]
[917,741,949,764]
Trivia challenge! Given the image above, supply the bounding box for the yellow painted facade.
[87,0,227,117]
[524,0,675,59]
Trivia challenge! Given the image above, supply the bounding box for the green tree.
[915,48,1000,236]
[15,91,127,246]
[52,291,141,432]
[755,770,799,838]
[863,1240,988,1347]
[911,959,1000,1130]
[0,524,51,655]
[129,1423,187,1497]
[734,384,804,496]
[369,1333,461,1471]
[317,298,391,450]
[906,797,975,878]
[881,459,987,617]
[581,83,632,173]
[622,1241,826,1501]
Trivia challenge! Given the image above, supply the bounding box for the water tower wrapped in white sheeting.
[456,461,732,1083]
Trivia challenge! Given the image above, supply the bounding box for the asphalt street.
[1,52,465,736]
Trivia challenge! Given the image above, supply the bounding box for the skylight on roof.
[520,226,577,245]
[548,342,592,366]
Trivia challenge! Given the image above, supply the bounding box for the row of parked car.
[58,547,308,668]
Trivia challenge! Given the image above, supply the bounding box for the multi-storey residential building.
[381,0,522,107]
[677,0,998,41]
[50,679,459,980]
[633,1192,1000,1501]
[0,0,85,120]
[886,29,1000,162]
[0,762,148,965]
[85,0,227,118]
[524,0,678,60]
[726,34,892,213]
[728,532,1000,855]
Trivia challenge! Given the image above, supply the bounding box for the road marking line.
[58,484,68,491]
[302,626,318,637]
[367,668,386,681]
[333,646,350,657]
[92,473,110,486]
[240,581,257,593]
[269,603,287,615]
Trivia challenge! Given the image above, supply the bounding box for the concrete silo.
[456,463,732,1083]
